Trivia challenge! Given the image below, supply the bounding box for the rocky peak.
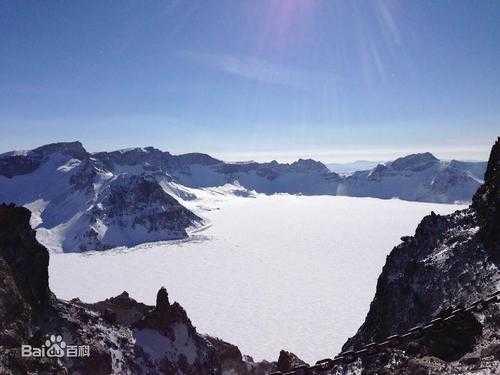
[290,158,330,173]
[0,141,88,178]
[156,286,170,313]
[134,287,194,337]
[31,141,88,160]
[93,146,166,171]
[70,174,203,250]
[100,174,201,222]
[118,291,130,299]
[276,350,307,372]
[390,152,440,171]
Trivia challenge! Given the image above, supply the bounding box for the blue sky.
[1,0,499,162]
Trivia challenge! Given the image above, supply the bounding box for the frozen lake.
[49,194,466,363]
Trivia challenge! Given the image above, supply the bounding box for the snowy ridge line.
[271,290,500,374]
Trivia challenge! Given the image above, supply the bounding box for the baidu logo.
[21,334,90,358]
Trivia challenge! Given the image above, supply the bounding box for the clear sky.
[1,1,499,162]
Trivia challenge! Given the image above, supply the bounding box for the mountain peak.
[31,141,88,160]
[114,146,162,154]
[390,152,439,171]
[290,158,329,173]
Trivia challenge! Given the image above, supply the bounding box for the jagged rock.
[68,174,203,251]
[276,350,307,371]
[0,204,51,311]
[482,343,500,360]
[472,136,500,260]
[156,287,170,314]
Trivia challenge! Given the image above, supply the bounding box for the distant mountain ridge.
[341,152,486,203]
[0,141,487,252]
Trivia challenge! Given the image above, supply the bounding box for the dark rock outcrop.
[0,204,51,311]
[276,350,307,372]
[472,137,500,260]
[73,174,202,251]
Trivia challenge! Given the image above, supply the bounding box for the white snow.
[49,194,465,364]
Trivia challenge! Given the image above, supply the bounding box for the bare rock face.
[472,136,500,260]
[72,174,202,251]
[0,204,62,373]
[0,204,51,311]
[276,350,307,372]
[156,287,170,313]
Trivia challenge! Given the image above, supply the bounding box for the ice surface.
[49,194,466,363]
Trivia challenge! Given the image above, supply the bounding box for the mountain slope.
[0,143,202,252]
[339,153,485,203]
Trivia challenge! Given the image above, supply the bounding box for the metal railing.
[271,290,500,374]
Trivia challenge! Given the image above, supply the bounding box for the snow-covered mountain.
[0,141,486,252]
[339,152,486,203]
[0,142,202,252]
